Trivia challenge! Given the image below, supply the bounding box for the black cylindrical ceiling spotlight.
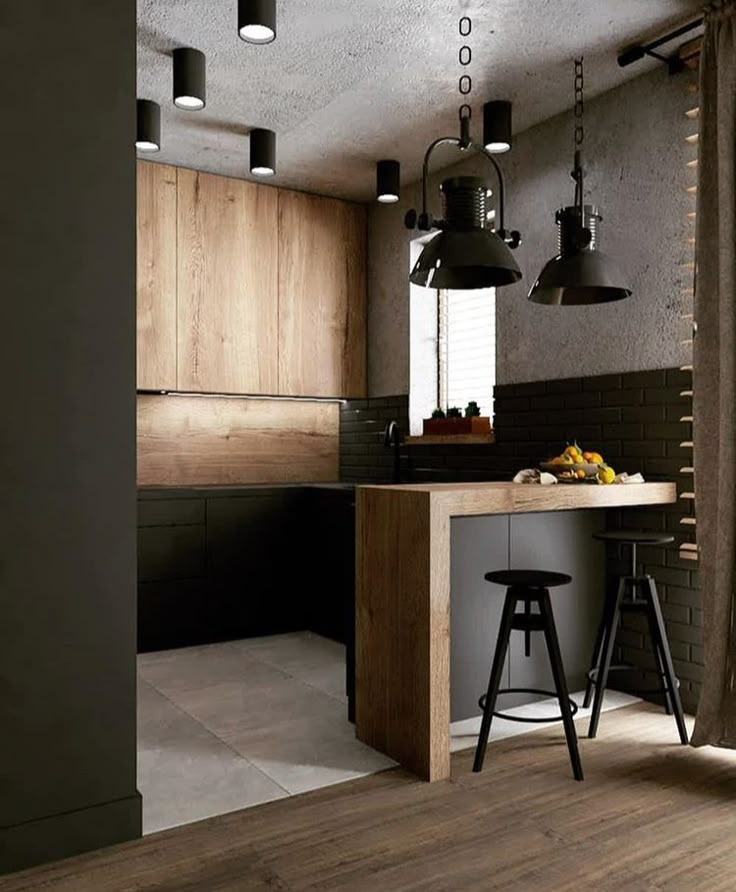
[136,99,161,152]
[173,47,206,110]
[250,128,276,177]
[376,160,400,203]
[483,100,512,153]
[239,0,276,44]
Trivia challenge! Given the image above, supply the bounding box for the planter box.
[422,416,491,436]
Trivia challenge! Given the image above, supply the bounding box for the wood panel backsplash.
[137,395,339,486]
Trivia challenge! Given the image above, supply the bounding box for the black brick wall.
[340,367,702,712]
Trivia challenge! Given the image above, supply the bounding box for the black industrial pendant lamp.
[173,47,206,110]
[136,99,161,152]
[405,15,521,290]
[528,58,631,305]
[250,128,276,177]
[483,100,512,153]
[239,0,276,44]
[376,160,400,203]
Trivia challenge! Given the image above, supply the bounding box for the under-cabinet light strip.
[138,389,346,405]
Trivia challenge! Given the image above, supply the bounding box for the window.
[438,287,496,418]
[409,235,497,434]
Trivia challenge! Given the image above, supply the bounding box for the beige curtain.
[691,0,736,747]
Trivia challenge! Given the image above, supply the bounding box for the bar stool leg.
[473,590,517,773]
[538,590,584,781]
[588,577,625,739]
[583,588,613,709]
[641,580,673,717]
[644,578,689,745]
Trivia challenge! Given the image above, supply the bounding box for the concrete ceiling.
[137,0,702,201]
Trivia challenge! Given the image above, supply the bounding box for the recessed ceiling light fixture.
[136,99,161,152]
[376,160,400,203]
[483,100,512,153]
[405,15,521,290]
[173,47,206,110]
[250,128,276,177]
[528,58,631,305]
[239,0,276,44]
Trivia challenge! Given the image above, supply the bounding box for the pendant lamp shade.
[410,177,521,289]
[173,47,206,110]
[136,99,160,152]
[376,160,400,203]
[250,128,276,177]
[483,100,512,153]
[528,206,631,305]
[239,0,276,44]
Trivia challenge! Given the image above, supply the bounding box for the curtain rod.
[618,18,704,71]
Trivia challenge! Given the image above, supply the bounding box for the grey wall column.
[0,0,140,874]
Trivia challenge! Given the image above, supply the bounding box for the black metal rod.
[618,17,703,67]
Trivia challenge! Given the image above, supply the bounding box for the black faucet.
[383,420,402,484]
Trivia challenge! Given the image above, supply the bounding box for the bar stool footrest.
[586,665,680,697]
[479,687,579,724]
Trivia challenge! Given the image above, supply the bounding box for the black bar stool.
[473,569,583,781]
[584,530,688,744]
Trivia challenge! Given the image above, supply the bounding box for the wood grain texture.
[177,169,278,394]
[278,189,367,398]
[136,161,177,390]
[136,395,338,486]
[356,488,449,781]
[12,704,736,892]
[356,482,677,780]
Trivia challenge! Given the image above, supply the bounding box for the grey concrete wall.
[0,1,140,873]
[368,66,692,396]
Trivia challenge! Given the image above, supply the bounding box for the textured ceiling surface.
[137,0,702,200]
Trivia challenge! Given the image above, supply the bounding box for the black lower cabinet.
[304,488,357,721]
[137,485,357,722]
[206,491,307,639]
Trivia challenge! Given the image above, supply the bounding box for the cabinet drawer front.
[138,498,205,528]
[138,524,206,582]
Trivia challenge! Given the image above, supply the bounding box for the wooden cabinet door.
[136,160,177,390]
[177,168,278,394]
[278,190,366,398]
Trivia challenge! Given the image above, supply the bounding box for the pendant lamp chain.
[458,16,473,146]
[573,57,585,218]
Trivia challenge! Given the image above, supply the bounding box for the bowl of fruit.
[540,443,616,484]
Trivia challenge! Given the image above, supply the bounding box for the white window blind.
[438,288,496,418]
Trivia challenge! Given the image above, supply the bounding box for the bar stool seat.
[593,530,675,546]
[484,569,572,589]
[585,529,688,745]
[473,568,583,781]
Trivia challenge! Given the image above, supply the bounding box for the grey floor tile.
[138,640,290,699]
[231,632,348,701]
[216,693,396,795]
[137,679,288,835]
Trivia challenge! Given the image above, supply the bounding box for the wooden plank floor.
[3,702,736,892]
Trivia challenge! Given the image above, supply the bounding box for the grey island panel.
[450,510,605,722]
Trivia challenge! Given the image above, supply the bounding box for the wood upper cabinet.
[177,168,279,394]
[278,190,367,398]
[136,161,177,390]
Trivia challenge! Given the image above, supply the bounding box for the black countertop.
[137,482,356,499]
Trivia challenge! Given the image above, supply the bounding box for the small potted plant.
[422,400,492,436]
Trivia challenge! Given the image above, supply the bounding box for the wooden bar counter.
[355,481,677,781]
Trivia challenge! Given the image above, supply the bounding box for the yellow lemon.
[598,465,616,485]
